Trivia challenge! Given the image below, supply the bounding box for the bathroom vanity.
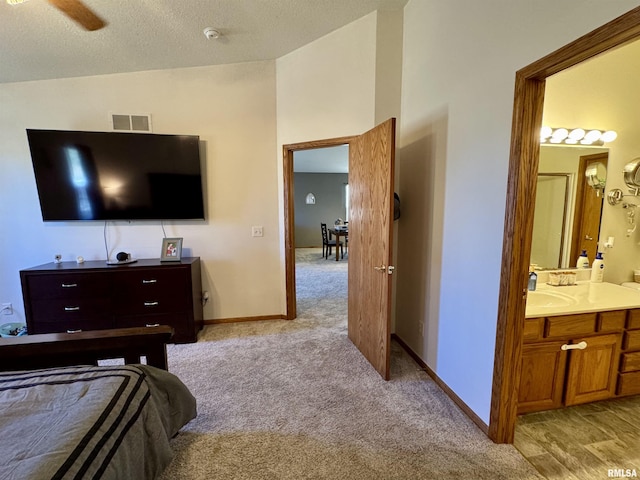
[519,282,640,414]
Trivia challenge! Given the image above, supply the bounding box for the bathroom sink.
[527,290,578,308]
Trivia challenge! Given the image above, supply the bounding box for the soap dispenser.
[590,252,605,283]
[576,250,590,268]
[528,266,537,291]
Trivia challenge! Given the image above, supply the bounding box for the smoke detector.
[203,27,221,40]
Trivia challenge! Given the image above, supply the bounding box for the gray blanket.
[0,364,196,480]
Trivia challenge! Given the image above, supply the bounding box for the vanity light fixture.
[6,0,29,4]
[540,127,617,146]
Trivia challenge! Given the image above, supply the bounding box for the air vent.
[109,113,152,132]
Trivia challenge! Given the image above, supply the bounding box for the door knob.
[374,265,395,274]
[585,235,593,241]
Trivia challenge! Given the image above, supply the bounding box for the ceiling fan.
[8,0,106,31]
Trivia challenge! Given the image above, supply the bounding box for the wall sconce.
[540,126,617,146]
[305,193,316,205]
[608,158,640,205]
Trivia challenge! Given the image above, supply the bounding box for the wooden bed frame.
[0,326,174,372]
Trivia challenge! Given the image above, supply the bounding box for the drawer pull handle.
[144,301,159,307]
[142,279,157,284]
[145,323,160,328]
[561,341,588,351]
[61,283,78,288]
[64,306,80,311]
[66,329,82,334]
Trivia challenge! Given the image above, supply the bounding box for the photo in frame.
[160,237,183,262]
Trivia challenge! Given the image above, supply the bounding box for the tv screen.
[26,129,205,221]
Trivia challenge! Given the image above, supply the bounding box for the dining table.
[329,227,348,261]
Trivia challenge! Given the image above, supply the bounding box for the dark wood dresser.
[20,257,203,343]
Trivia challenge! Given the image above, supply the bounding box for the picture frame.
[160,237,183,262]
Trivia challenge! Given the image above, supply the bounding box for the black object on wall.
[26,129,205,221]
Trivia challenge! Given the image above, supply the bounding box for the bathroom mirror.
[530,147,608,269]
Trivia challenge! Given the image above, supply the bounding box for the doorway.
[490,6,640,444]
[282,119,396,380]
[282,136,354,320]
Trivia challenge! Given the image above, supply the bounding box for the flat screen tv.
[26,129,205,221]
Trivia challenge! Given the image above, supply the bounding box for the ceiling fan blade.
[47,0,106,31]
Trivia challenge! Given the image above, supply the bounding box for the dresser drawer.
[628,309,640,330]
[115,313,189,342]
[31,297,112,320]
[113,269,188,293]
[29,316,113,335]
[617,371,640,396]
[545,313,597,339]
[597,310,626,333]
[523,318,544,343]
[622,330,640,351]
[620,351,640,373]
[26,274,110,300]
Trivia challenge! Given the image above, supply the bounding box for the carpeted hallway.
[159,248,543,479]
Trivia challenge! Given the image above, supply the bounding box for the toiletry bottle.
[528,267,537,291]
[576,250,590,268]
[590,252,605,283]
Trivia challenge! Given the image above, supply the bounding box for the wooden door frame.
[282,136,355,320]
[569,152,608,263]
[489,6,640,444]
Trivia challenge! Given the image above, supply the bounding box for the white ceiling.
[0,0,407,84]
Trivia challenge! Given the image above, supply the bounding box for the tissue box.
[548,271,577,286]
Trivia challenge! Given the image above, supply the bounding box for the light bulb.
[568,128,585,140]
[551,128,569,140]
[540,126,552,139]
[584,130,602,143]
[601,130,617,142]
[565,138,578,144]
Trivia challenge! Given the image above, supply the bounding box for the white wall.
[0,61,281,322]
[396,0,639,424]
[276,12,378,144]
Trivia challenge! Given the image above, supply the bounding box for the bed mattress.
[0,364,196,480]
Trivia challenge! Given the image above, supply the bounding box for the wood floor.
[514,396,640,479]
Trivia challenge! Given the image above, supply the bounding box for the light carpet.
[159,248,543,479]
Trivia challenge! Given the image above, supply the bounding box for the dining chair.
[321,223,343,259]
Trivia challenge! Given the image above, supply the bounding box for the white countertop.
[525,281,640,318]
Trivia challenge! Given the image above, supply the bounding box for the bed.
[0,326,196,480]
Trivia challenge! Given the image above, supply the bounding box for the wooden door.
[518,341,567,414]
[347,118,396,380]
[564,334,621,406]
[570,153,607,263]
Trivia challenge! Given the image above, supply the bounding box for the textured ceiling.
[0,0,407,84]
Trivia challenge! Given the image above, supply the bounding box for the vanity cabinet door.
[564,334,621,406]
[518,341,567,414]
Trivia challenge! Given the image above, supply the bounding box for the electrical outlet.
[2,303,12,315]
[251,226,264,237]
[418,321,424,337]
